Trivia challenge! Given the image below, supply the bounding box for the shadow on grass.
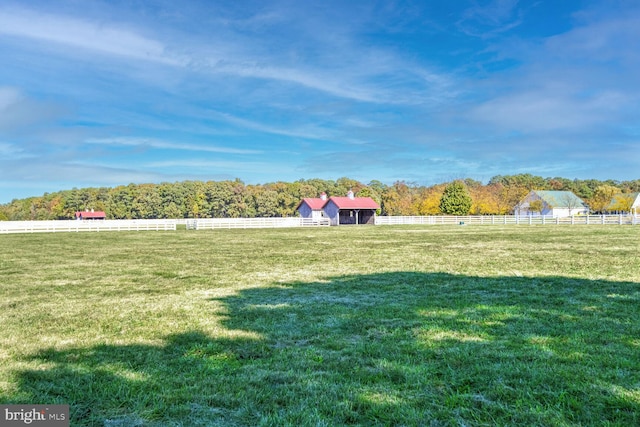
[9,272,640,426]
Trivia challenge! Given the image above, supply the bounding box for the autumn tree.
[108,185,136,219]
[589,185,620,213]
[439,181,472,215]
[335,177,364,196]
[367,180,388,195]
[469,184,502,215]
[496,184,529,214]
[132,184,162,218]
[254,189,280,217]
[416,184,445,215]
[608,193,636,213]
[527,200,545,215]
[2,175,639,220]
[158,183,187,218]
[620,179,640,192]
[381,181,417,216]
[489,174,549,191]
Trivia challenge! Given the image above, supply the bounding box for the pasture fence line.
[0,219,177,234]
[187,217,330,230]
[374,214,639,226]
[1,214,637,234]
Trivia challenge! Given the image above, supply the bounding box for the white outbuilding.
[515,190,589,217]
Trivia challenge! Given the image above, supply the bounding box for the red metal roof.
[75,211,106,219]
[296,196,380,211]
[327,197,380,210]
[296,198,327,210]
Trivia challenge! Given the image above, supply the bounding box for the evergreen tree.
[439,181,472,215]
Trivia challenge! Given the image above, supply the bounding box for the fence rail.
[1,214,637,234]
[375,214,639,226]
[187,217,330,230]
[0,219,177,234]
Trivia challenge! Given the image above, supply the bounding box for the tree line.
[1,175,639,221]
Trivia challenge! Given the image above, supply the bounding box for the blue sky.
[1,0,639,203]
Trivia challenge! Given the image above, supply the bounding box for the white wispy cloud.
[0,158,163,184]
[0,86,21,109]
[86,137,262,155]
[464,6,640,136]
[470,90,630,133]
[145,160,275,173]
[0,142,24,157]
[0,4,454,106]
[0,86,62,131]
[1,1,638,203]
[0,6,183,65]
[209,111,339,141]
[544,12,640,64]
[457,0,522,38]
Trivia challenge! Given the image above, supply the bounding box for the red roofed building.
[75,209,106,220]
[297,191,380,225]
[296,192,329,220]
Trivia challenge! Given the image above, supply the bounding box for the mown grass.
[1,225,639,426]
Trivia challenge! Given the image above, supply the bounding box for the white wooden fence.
[186,217,330,230]
[1,214,637,234]
[0,219,177,234]
[374,214,639,226]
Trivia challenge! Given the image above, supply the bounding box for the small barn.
[298,191,380,226]
[515,190,588,217]
[296,193,329,220]
[75,209,106,220]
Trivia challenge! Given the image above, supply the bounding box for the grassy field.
[1,225,639,426]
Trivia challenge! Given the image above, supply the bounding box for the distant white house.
[515,190,589,217]
[606,193,640,215]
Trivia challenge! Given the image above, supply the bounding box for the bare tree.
[559,193,584,215]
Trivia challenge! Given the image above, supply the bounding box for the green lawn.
[1,225,639,426]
